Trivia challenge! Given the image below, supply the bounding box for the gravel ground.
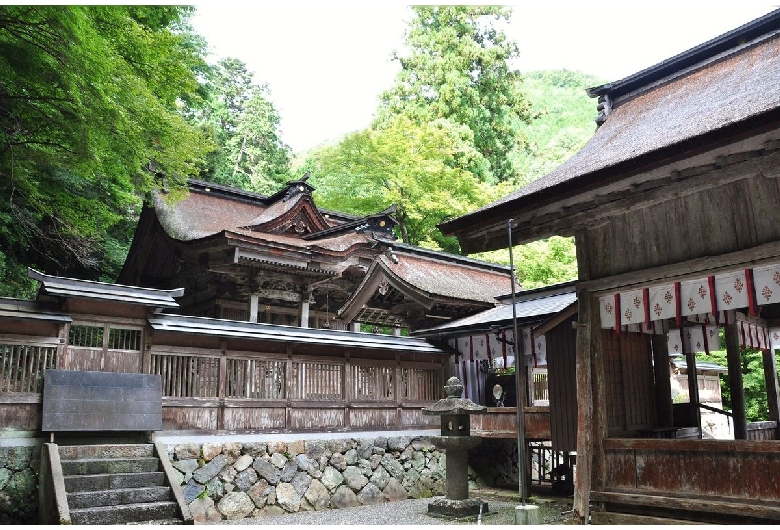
[219,487,575,526]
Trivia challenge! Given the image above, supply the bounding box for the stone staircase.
[58,443,183,525]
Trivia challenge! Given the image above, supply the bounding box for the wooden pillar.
[590,295,607,494]
[724,317,747,439]
[285,345,293,430]
[352,322,361,332]
[762,348,780,430]
[218,340,227,431]
[395,354,402,429]
[344,351,352,429]
[573,287,593,523]
[684,349,702,438]
[57,322,71,370]
[298,289,310,328]
[248,294,259,323]
[651,322,674,428]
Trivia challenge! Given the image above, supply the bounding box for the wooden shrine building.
[118,177,510,333]
[1,176,517,437]
[441,9,780,525]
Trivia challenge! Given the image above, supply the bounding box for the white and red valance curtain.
[600,264,780,332]
[447,327,546,400]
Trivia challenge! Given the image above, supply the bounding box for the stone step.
[61,456,160,476]
[69,501,179,525]
[67,486,172,509]
[58,443,155,460]
[65,471,166,492]
[126,519,184,525]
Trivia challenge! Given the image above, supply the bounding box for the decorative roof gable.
[243,193,330,236]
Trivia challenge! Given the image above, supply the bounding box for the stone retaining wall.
[0,443,41,523]
[165,435,446,523]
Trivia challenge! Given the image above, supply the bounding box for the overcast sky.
[190,2,779,153]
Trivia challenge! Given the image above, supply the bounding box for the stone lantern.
[422,376,487,517]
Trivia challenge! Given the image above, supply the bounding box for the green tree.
[471,236,578,289]
[309,116,499,251]
[376,6,532,182]
[702,345,777,423]
[199,58,291,193]
[0,6,211,290]
[510,70,603,185]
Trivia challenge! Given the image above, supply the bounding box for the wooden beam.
[573,287,593,523]
[514,148,780,242]
[580,240,780,294]
[652,323,674,428]
[591,490,780,522]
[724,318,748,439]
[684,349,702,438]
[762,348,780,429]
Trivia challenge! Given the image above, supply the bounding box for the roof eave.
[444,106,780,254]
[586,9,780,102]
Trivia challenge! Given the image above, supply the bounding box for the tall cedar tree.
[376,6,532,183]
[197,58,292,193]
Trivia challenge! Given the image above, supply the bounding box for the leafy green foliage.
[376,6,532,182]
[196,58,292,194]
[308,116,502,250]
[0,6,211,289]
[699,345,778,423]
[510,70,604,186]
[472,236,578,289]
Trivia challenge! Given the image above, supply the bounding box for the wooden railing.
[1,329,445,434]
[1,341,58,393]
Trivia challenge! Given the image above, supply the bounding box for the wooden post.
[724,317,747,439]
[298,289,310,328]
[395,354,402,429]
[684,348,702,438]
[762,348,780,432]
[218,340,227,431]
[573,287,593,523]
[651,322,674,428]
[285,345,293,430]
[590,295,607,494]
[248,294,259,323]
[344,351,352,429]
[57,323,70,370]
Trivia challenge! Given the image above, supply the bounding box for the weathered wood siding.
[603,438,780,499]
[579,173,780,281]
[546,318,577,451]
[602,331,657,435]
[0,394,41,432]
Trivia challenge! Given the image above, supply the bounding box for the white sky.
[190,2,779,153]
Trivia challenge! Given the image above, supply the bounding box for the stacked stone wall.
[165,435,446,523]
[0,443,41,524]
[468,439,518,488]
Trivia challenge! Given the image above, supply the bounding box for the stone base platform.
[427,498,488,517]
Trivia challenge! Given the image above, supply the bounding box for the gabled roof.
[338,245,514,327]
[152,178,397,249]
[412,282,577,338]
[441,9,780,253]
[29,269,183,308]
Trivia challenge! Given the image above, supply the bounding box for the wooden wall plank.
[546,318,577,452]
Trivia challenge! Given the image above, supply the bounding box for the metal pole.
[508,219,528,506]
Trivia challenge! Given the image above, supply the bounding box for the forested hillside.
[0,5,603,297]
